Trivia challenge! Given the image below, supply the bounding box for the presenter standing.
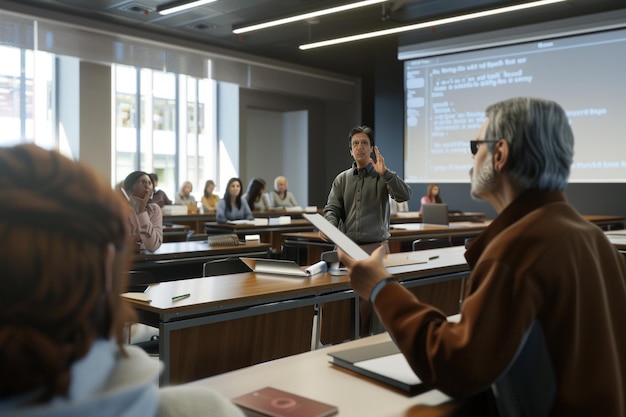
[323,124,412,335]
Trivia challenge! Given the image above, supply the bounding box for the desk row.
[144,215,625,281]
[163,210,488,238]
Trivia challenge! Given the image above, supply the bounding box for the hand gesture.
[371,146,388,175]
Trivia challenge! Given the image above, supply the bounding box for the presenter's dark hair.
[348,125,375,150]
[0,144,134,400]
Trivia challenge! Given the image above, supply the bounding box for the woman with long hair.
[243,178,271,211]
[216,177,254,223]
[420,183,442,212]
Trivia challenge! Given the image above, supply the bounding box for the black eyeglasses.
[470,140,500,155]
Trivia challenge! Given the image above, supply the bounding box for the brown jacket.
[374,190,626,416]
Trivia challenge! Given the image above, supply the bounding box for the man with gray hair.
[339,98,626,416]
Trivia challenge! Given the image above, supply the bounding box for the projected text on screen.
[404,27,626,183]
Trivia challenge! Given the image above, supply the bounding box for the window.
[113,65,216,201]
[0,45,55,148]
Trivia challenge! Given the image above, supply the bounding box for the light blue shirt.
[216,198,254,223]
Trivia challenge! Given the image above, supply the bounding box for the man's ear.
[492,139,509,173]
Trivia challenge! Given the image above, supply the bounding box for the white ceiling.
[1,0,625,75]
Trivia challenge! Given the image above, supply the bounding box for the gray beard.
[470,155,496,201]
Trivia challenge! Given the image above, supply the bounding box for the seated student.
[419,183,442,212]
[149,173,172,208]
[201,180,220,212]
[176,181,196,206]
[122,171,163,252]
[270,175,299,209]
[216,177,254,223]
[243,177,271,211]
[0,143,244,417]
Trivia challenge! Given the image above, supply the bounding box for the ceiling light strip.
[158,0,218,16]
[299,0,567,50]
[233,0,388,34]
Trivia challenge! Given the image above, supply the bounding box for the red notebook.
[232,387,338,417]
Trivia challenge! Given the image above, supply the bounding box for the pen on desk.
[429,255,439,260]
[172,293,191,301]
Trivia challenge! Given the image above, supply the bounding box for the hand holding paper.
[338,246,391,301]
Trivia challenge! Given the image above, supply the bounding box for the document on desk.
[227,219,255,224]
[328,340,427,395]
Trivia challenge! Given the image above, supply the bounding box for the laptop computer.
[421,203,449,225]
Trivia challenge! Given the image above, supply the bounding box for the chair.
[202,257,252,277]
[411,238,451,251]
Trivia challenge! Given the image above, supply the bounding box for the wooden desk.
[388,221,489,252]
[282,232,335,265]
[163,213,216,234]
[391,211,486,224]
[162,224,189,242]
[124,247,469,384]
[583,214,625,231]
[132,241,270,281]
[190,332,486,417]
[204,219,315,252]
[282,222,490,264]
[252,208,321,218]
[163,210,320,234]
[125,268,355,384]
